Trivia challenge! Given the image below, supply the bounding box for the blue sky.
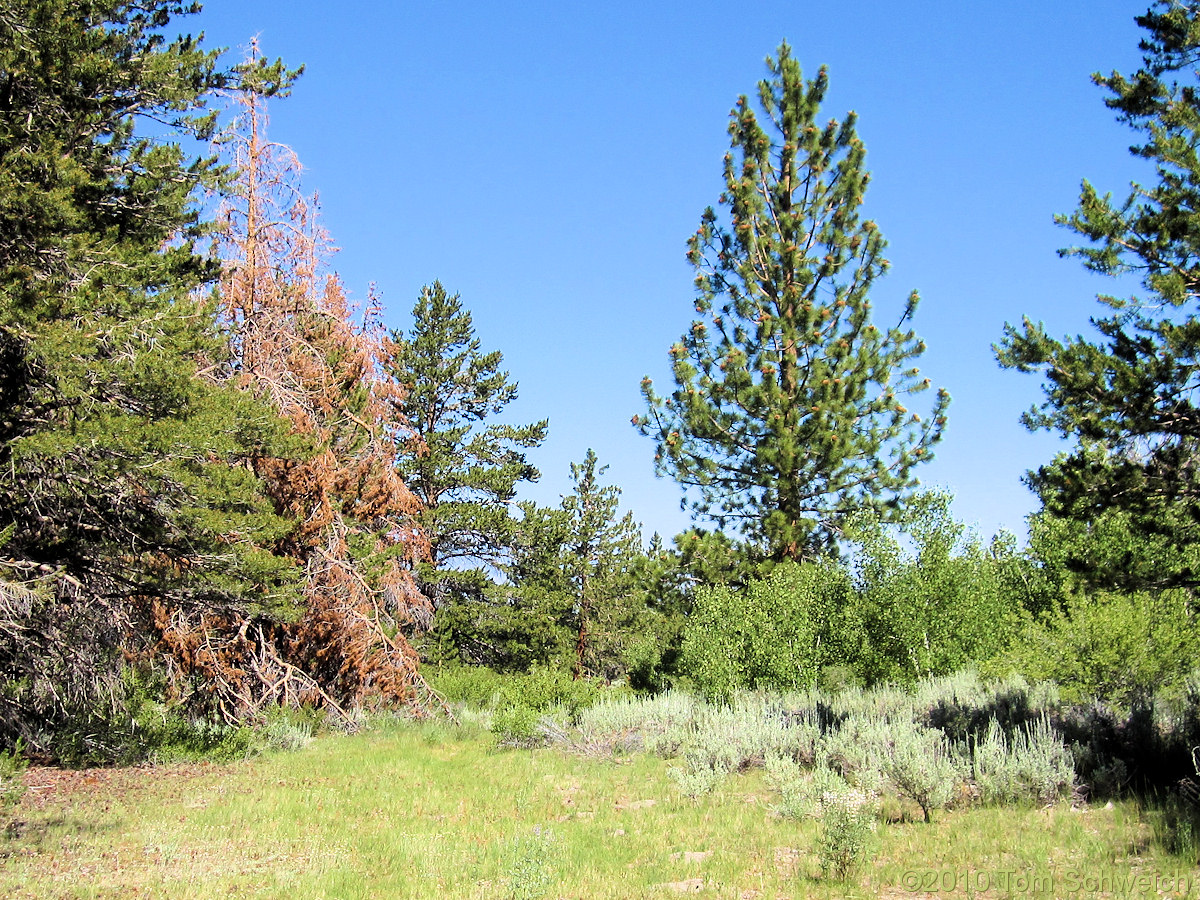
[186,0,1151,545]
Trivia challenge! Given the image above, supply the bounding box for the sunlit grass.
[1,716,1192,899]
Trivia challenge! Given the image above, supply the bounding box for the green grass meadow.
[3,715,1194,900]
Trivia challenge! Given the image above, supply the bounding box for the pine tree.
[0,1,302,755]
[205,54,434,717]
[559,450,643,679]
[385,282,548,605]
[997,1,1200,590]
[636,43,948,561]
[428,451,644,678]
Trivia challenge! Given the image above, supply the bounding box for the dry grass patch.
[0,718,1191,899]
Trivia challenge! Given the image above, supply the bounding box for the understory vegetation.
[4,679,1200,897]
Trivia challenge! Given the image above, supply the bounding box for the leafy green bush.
[997,589,1200,704]
[498,667,606,718]
[814,774,879,881]
[143,715,257,764]
[846,493,1023,684]
[492,703,547,748]
[425,665,509,710]
[484,668,613,748]
[817,665,863,695]
[680,561,852,701]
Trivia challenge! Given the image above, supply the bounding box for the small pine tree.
[637,43,948,561]
[560,450,644,679]
[441,450,645,678]
[385,282,548,606]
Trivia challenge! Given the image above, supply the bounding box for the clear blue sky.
[186,0,1151,545]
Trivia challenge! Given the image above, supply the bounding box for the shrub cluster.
[427,665,617,747]
[678,494,1032,696]
[560,674,1084,819]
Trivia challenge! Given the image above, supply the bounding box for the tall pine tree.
[637,44,948,561]
[0,1,301,756]
[998,1,1200,591]
[385,282,547,605]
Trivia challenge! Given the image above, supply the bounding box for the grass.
[2,713,1195,899]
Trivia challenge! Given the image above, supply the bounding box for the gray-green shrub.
[971,715,1075,805]
[880,723,964,822]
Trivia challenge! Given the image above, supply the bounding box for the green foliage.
[1148,743,1200,864]
[997,1,1200,591]
[431,666,610,747]
[558,450,647,679]
[846,492,1024,684]
[126,669,322,763]
[667,697,815,797]
[503,826,559,900]
[667,759,729,799]
[1150,794,1200,864]
[0,0,304,757]
[549,675,1200,813]
[491,703,546,748]
[574,690,701,757]
[425,449,651,680]
[763,752,814,818]
[814,778,879,881]
[611,530,734,692]
[670,528,773,588]
[996,589,1200,704]
[680,560,852,700]
[259,705,318,754]
[423,587,568,674]
[387,282,547,607]
[637,42,947,560]
[425,665,509,710]
[497,667,606,718]
[142,718,258,765]
[0,742,27,816]
[678,497,1028,697]
[1028,504,1199,596]
[486,451,648,680]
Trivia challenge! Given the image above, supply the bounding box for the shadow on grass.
[3,811,119,854]
[921,685,1200,865]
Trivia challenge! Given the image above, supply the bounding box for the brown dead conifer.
[155,42,440,723]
